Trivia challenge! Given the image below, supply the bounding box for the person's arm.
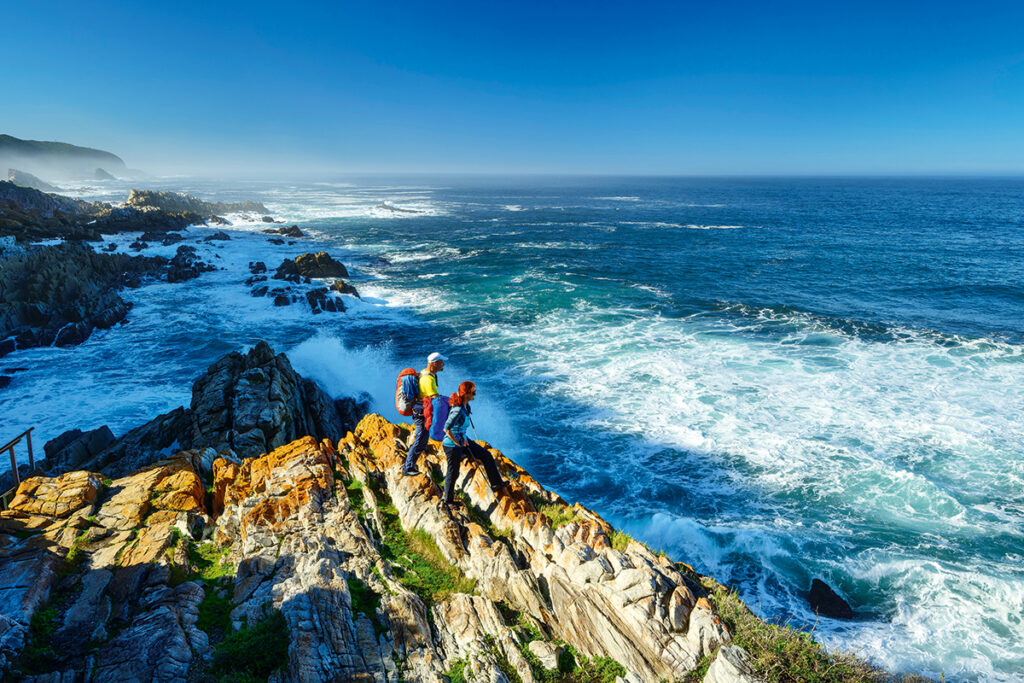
[443,405,464,445]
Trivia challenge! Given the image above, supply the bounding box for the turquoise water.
[2,176,1022,680]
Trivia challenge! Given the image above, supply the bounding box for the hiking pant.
[403,402,428,472]
[442,440,505,504]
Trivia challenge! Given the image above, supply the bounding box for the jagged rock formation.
[125,189,268,218]
[74,341,367,477]
[6,170,60,193]
[0,182,203,242]
[0,410,763,682]
[263,225,305,238]
[0,243,172,357]
[274,252,349,282]
[0,134,126,180]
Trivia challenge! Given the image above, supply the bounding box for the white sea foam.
[456,299,1024,679]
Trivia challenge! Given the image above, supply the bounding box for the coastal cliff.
[0,345,890,683]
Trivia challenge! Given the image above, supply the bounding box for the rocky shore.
[0,342,895,683]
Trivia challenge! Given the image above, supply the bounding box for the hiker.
[403,351,446,475]
[441,381,508,510]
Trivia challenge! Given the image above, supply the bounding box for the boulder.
[807,579,854,619]
[166,245,214,283]
[201,230,231,241]
[305,288,343,314]
[261,215,275,223]
[274,252,348,281]
[43,426,116,474]
[8,470,102,518]
[329,279,360,298]
[248,261,267,274]
[529,640,564,670]
[262,225,304,238]
[702,644,761,683]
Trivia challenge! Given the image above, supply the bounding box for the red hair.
[449,381,475,407]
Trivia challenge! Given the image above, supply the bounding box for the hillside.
[0,134,126,180]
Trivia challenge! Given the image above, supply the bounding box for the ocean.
[2,175,1023,680]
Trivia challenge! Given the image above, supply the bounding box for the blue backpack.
[424,395,451,441]
[395,368,418,416]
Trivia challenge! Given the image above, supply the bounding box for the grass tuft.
[211,609,289,681]
[609,530,631,552]
[699,579,898,683]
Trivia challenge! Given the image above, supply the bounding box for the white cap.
[427,352,447,363]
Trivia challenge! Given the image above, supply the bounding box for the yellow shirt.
[418,370,438,399]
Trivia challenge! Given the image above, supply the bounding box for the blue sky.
[4,1,1024,175]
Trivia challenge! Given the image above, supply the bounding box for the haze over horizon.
[5,0,1024,176]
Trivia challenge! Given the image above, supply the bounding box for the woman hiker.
[441,381,508,511]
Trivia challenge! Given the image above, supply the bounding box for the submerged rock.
[262,225,304,238]
[808,578,854,619]
[330,279,360,298]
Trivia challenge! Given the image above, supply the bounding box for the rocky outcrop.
[0,412,742,682]
[78,341,367,477]
[124,189,268,218]
[263,225,305,238]
[43,426,116,475]
[274,252,348,281]
[0,243,170,357]
[6,169,60,193]
[0,182,204,242]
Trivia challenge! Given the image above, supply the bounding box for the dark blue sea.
[4,176,1023,680]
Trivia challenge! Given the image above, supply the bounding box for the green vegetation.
[345,477,367,518]
[698,578,895,683]
[443,657,469,683]
[342,473,475,608]
[187,540,233,581]
[495,603,625,683]
[198,583,234,636]
[609,530,631,552]
[211,609,289,681]
[20,605,60,672]
[529,493,582,530]
[62,530,90,575]
[347,576,387,636]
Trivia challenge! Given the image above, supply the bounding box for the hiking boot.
[491,480,510,493]
[443,500,464,512]
[394,437,409,453]
[403,467,421,476]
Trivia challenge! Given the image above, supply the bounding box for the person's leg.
[442,445,464,503]
[466,441,507,489]
[403,404,427,473]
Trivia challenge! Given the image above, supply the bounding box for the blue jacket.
[442,403,471,448]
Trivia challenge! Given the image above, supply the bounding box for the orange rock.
[212,458,240,517]
[151,470,205,513]
[9,471,101,519]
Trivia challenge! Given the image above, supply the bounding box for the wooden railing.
[1,427,35,509]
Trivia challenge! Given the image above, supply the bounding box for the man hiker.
[403,351,446,475]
